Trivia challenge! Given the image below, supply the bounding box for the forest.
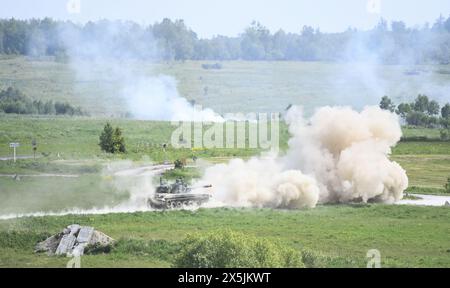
[0,15,450,63]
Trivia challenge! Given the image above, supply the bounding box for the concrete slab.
[55,234,76,255]
[77,226,94,243]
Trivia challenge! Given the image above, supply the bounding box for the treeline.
[379,95,450,139]
[1,16,450,63]
[0,87,84,115]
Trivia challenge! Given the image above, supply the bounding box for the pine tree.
[99,123,114,153]
[112,127,126,153]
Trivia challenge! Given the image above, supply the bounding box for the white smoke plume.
[57,21,223,122]
[200,105,408,208]
[124,76,223,122]
[199,157,319,209]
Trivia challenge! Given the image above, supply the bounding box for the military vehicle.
[147,178,212,209]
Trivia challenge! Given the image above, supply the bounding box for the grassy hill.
[1,56,450,116]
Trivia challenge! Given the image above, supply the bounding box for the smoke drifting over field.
[57,22,222,121]
[199,106,408,208]
[0,106,409,219]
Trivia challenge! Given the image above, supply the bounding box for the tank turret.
[147,177,212,209]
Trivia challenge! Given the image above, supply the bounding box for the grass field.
[0,115,272,161]
[0,205,449,268]
[1,56,450,116]
[0,57,449,268]
[0,115,449,214]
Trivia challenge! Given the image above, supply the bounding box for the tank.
[147,178,212,209]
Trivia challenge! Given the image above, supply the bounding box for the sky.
[0,0,449,38]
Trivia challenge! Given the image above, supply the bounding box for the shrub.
[173,230,303,268]
[440,129,450,141]
[84,243,113,255]
[174,159,185,169]
[445,178,450,194]
[301,249,333,268]
[99,123,126,153]
[0,87,84,115]
[201,63,222,70]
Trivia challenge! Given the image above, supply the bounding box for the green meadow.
[0,57,449,267]
[0,206,449,268]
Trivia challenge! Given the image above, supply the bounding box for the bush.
[201,63,222,70]
[99,123,126,153]
[0,87,84,115]
[173,230,303,268]
[301,249,332,268]
[174,159,185,169]
[445,178,450,194]
[440,129,450,141]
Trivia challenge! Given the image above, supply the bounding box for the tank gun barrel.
[191,184,212,189]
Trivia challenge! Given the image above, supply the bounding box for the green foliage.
[388,95,446,128]
[163,167,200,181]
[440,129,450,141]
[2,17,450,63]
[396,103,412,118]
[99,123,114,153]
[0,87,83,115]
[84,243,113,255]
[406,111,430,127]
[406,186,448,196]
[428,100,440,116]
[413,94,430,113]
[112,127,126,153]
[301,249,333,268]
[379,96,395,112]
[173,230,303,268]
[174,159,185,169]
[1,206,450,267]
[99,123,126,153]
[445,178,450,193]
[54,102,83,115]
[0,231,49,250]
[442,103,450,119]
[441,117,450,129]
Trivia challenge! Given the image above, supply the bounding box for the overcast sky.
[1,0,449,38]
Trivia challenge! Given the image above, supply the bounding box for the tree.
[440,129,450,141]
[426,116,439,128]
[99,123,114,153]
[99,124,126,153]
[406,111,428,126]
[396,103,411,118]
[379,96,395,112]
[442,103,450,118]
[441,117,450,129]
[445,15,450,33]
[0,87,81,115]
[241,21,271,60]
[112,127,126,153]
[391,21,406,34]
[413,94,429,113]
[427,100,440,116]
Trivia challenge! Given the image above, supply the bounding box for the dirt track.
[396,194,450,207]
